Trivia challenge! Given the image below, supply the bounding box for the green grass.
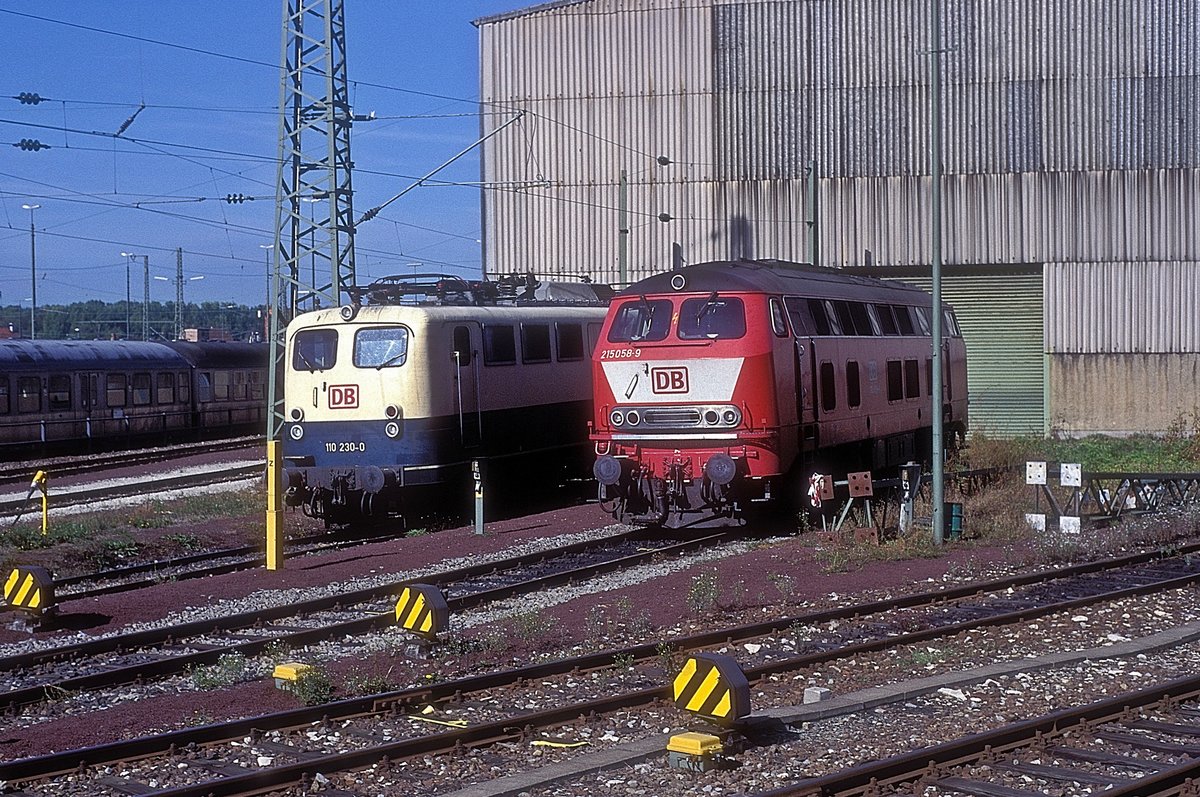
[960,431,1200,473]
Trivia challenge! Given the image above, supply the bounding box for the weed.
[344,667,396,696]
[261,639,292,663]
[163,533,203,551]
[685,572,719,616]
[612,652,635,670]
[189,652,248,690]
[723,579,749,609]
[768,573,796,600]
[292,666,335,706]
[584,605,611,640]
[910,647,947,667]
[655,641,678,673]
[510,609,557,642]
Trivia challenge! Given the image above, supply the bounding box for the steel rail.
[5,543,1200,787]
[0,437,262,485]
[0,530,734,713]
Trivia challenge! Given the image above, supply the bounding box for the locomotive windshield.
[292,329,337,372]
[607,298,672,342]
[354,326,409,369]
[677,296,745,340]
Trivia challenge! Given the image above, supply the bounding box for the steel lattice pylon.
[267,0,357,440]
[266,0,358,568]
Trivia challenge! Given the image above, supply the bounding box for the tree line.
[0,300,267,342]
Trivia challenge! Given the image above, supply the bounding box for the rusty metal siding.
[1045,261,1200,354]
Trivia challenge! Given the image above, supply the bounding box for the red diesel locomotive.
[590,259,968,528]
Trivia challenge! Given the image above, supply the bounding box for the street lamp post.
[21,204,39,339]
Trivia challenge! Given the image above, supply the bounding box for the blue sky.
[0,1,526,311]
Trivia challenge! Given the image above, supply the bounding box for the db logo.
[329,384,359,409]
[650,367,689,394]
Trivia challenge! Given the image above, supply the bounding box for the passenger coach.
[590,259,968,528]
[281,275,610,525]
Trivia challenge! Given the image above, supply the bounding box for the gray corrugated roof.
[473,0,591,27]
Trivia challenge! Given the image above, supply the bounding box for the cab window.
[355,327,409,369]
[678,296,746,340]
[607,298,672,343]
[769,298,788,337]
[293,328,338,371]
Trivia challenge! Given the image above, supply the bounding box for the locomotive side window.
[355,327,409,369]
[819,361,836,412]
[452,326,472,366]
[0,378,8,414]
[769,298,788,337]
[132,373,152,406]
[846,302,874,336]
[483,325,516,365]
[520,323,551,364]
[886,360,903,402]
[106,374,126,408]
[913,306,932,335]
[893,305,916,335]
[846,361,862,408]
[943,310,962,337]
[607,298,672,342]
[806,299,839,335]
[678,296,746,340]
[904,359,921,398]
[293,329,337,371]
[48,375,72,411]
[158,373,175,404]
[555,322,584,361]
[874,304,899,335]
[17,377,40,413]
[783,296,815,335]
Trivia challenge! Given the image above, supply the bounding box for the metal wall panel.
[1045,261,1200,354]
[899,272,1046,436]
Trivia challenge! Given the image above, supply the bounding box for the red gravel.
[0,501,1020,761]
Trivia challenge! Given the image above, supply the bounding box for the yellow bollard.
[30,471,48,537]
[265,441,283,570]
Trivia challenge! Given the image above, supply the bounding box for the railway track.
[0,528,736,714]
[0,461,262,518]
[5,542,1200,794]
[0,436,262,487]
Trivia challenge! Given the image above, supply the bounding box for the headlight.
[626,410,640,426]
[722,408,740,425]
[704,409,719,425]
[609,409,625,427]
[384,421,401,439]
[289,407,304,422]
[339,304,359,321]
[385,404,400,419]
[288,424,304,440]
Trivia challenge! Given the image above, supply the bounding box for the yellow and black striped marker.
[4,565,54,617]
[394,584,448,640]
[671,653,750,727]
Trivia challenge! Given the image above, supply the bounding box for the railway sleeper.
[931,775,1043,797]
[1046,744,1172,771]
[1094,728,1200,755]
[993,761,1129,786]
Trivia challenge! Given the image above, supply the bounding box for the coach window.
[483,325,516,365]
[452,326,472,366]
[893,305,916,335]
[355,327,409,369]
[0,378,9,414]
[783,297,815,335]
[608,298,672,342]
[197,372,212,402]
[157,373,175,404]
[521,323,552,364]
[904,359,921,399]
[678,295,746,340]
[233,371,248,400]
[874,304,899,335]
[213,371,231,401]
[819,361,836,412]
[48,375,71,411]
[886,360,903,402]
[249,370,264,401]
[769,298,788,337]
[106,374,126,408]
[132,373,152,406]
[178,372,191,403]
[292,328,337,371]
[555,322,584,361]
[17,376,40,413]
[846,361,861,408]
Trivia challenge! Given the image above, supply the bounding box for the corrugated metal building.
[475,0,1200,437]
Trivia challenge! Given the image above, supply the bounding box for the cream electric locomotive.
[590,260,968,528]
[282,275,609,525]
